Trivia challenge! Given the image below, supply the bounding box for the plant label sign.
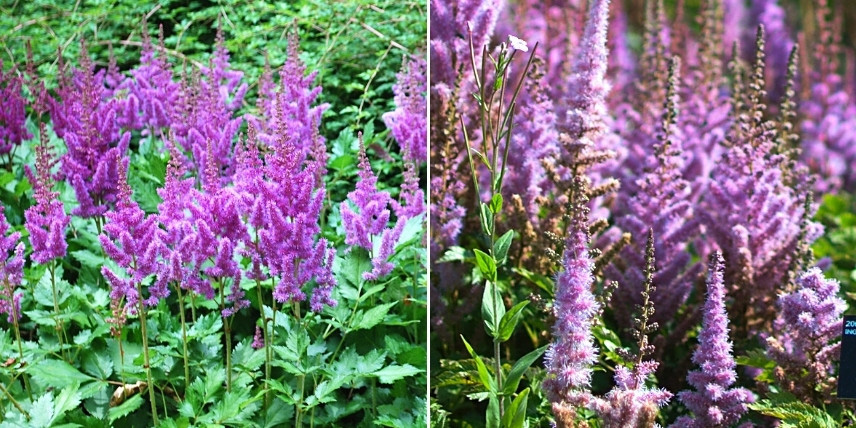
[839,315,856,399]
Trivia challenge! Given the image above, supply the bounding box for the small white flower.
[508,35,529,52]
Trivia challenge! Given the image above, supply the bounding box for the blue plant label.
[839,315,856,399]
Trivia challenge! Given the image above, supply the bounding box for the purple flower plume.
[543,177,599,405]
[0,206,24,323]
[341,137,405,281]
[25,123,70,265]
[766,268,846,401]
[0,60,32,155]
[121,22,180,132]
[383,55,427,164]
[99,155,164,311]
[675,252,754,428]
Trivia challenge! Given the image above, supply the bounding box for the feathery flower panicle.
[49,39,130,219]
[701,26,822,332]
[235,114,335,312]
[0,60,31,155]
[383,55,427,164]
[341,137,405,281]
[251,325,264,349]
[766,268,846,402]
[609,57,701,330]
[122,21,180,132]
[25,123,70,264]
[393,159,426,220]
[543,177,599,405]
[99,155,165,311]
[675,252,753,428]
[744,0,794,103]
[0,206,24,323]
[204,20,248,113]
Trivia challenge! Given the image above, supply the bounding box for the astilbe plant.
[120,21,180,133]
[608,56,701,333]
[341,136,405,281]
[0,60,31,160]
[25,123,69,266]
[765,267,846,403]
[675,252,754,428]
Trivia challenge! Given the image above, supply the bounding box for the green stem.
[0,382,28,420]
[49,263,67,361]
[219,282,232,392]
[296,374,305,428]
[255,277,271,410]
[137,283,159,426]
[176,284,190,392]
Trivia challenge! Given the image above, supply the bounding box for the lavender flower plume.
[50,39,130,218]
[0,60,31,155]
[392,159,426,220]
[99,155,165,310]
[0,206,24,323]
[25,123,70,265]
[609,57,701,330]
[122,21,180,132]
[341,137,404,281]
[543,177,599,404]
[589,361,672,428]
[383,55,427,164]
[766,268,846,402]
[675,252,754,428]
[251,325,264,349]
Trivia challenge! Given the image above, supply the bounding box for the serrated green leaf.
[354,301,397,330]
[437,246,467,263]
[108,394,144,423]
[29,359,95,388]
[374,364,422,384]
[30,392,56,428]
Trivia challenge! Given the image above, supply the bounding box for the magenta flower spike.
[341,137,405,281]
[0,206,24,323]
[0,60,32,156]
[675,252,754,428]
[99,154,164,310]
[25,123,70,265]
[543,178,599,405]
[383,55,427,164]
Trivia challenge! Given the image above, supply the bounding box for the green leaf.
[71,250,106,270]
[481,281,505,337]
[108,394,144,423]
[490,193,503,214]
[479,202,494,236]
[354,301,397,330]
[503,345,547,395]
[29,359,95,388]
[496,301,528,342]
[501,388,529,428]
[474,249,497,282]
[54,385,82,420]
[494,230,513,265]
[486,395,500,428]
[461,336,495,393]
[436,246,467,263]
[373,364,422,384]
[30,392,56,428]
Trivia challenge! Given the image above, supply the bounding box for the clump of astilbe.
[583,231,672,428]
[608,57,701,333]
[0,60,31,158]
[99,155,164,424]
[765,268,846,404]
[383,54,427,164]
[255,30,328,162]
[341,136,405,281]
[675,252,754,428]
[700,26,822,334]
[237,113,335,312]
[121,21,180,133]
[99,155,165,311]
[25,123,70,265]
[50,39,130,221]
[797,0,856,192]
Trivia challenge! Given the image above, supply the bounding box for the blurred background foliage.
[0,0,426,154]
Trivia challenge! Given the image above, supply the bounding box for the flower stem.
[176,284,190,392]
[256,278,271,409]
[49,263,67,361]
[137,283,159,426]
[0,382,28,420]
